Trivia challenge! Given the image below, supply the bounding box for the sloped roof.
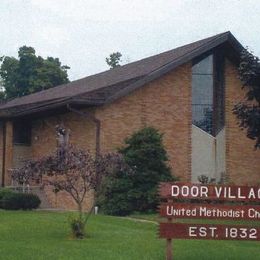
[0,31,243,118]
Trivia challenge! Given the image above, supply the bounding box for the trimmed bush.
[1,192,41,210]
[99,127,177,215]
[0,188,13,200]
[0,188,14,208]
[98,172,134,216]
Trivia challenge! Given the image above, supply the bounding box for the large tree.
[0,46,70,99]
[233,49,260,149]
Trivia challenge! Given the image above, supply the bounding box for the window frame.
[192,50,225,136]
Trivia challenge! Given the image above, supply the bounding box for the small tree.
[99,127,176,215]
[12,126,127,238]
[105,52,122,69]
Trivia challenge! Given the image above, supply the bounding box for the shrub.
[0,188,13,200]
[120,127,177,212]
[98,171,134,216]
[0,188,14,208]
[99,127,177,215]
[1,192,41,210]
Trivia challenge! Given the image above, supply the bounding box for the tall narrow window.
[192,55,214,134]
[192,53,225,136]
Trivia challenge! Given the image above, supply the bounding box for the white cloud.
[1,0,260,80]
[30,0,176,22]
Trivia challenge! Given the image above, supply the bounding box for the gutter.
[0,98,104,120]
[66,104,101,158]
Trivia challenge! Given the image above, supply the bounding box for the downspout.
[2,122,6,187]
[66,104,101,158]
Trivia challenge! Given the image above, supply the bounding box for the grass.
[0,210,260,260]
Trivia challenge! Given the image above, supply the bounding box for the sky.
[1,0,260,81]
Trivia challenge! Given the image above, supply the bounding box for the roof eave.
[0,98,104,119]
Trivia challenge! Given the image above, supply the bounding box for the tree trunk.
[78,202,83,221]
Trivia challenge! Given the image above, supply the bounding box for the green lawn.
[0,210,260,260]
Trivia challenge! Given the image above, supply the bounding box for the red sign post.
[158,182,260,260]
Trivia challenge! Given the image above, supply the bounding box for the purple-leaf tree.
[11,126,129,238]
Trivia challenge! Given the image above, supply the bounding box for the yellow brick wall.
[31,110,96,158]
[13,145,32,168]
[225,59,260,185]
[96,63,192,180]
[31,112,96,210]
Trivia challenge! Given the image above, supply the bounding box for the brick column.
[4,121,13,186]
[0,122,3,186]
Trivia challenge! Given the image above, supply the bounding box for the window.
[192,55,214,134]
[13,121,31,145]
[192,52,224,136]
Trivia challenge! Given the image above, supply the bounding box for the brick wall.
[13,145,32,168]
[225,59,260,185]
[31,110,96,158]
[43,184,94,211]
[96,63,192,181]
[31,113,96,210]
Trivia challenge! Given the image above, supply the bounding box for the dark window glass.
[192,55,213,75]
[192,105,213,134]
[192,52,225,136]
[13,121,31,145]
[192,75,213,105]
[192,55,214,135]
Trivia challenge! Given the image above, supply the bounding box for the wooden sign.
[159,182,260,202]
[159,203,260,221]
[158,182,260,260]
[159,223,260,241]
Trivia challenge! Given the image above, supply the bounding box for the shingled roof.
[0,31,243,118]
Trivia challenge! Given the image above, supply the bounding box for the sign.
[159,203,260,221]
[159,223,260,241]
[159,182,260,201]
[158,182,260,260]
